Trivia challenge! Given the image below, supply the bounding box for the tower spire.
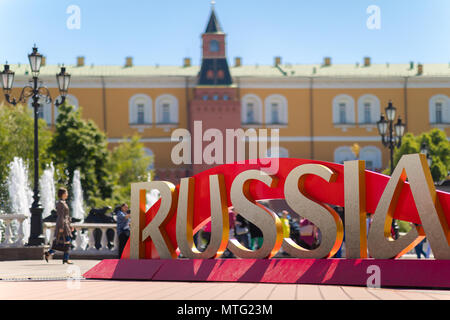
[205,2,222,33]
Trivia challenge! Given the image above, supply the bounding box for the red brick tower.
[189,6,241,175]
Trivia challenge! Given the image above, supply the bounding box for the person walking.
[44,188,74,264]
[117,203,131,259]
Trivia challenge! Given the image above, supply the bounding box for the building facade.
[6,7,450,182]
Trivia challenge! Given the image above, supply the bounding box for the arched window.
[360,146,382,171]
[143,147,155,170]
[155,94,178,124]
[266,147,289,158]
[217,70,224,79]
[357,94,381,124]
[54,94,79,123]
[333,95,355,125]
[206,70,214,79]
[265,94,288,125]
[241,94,263,125]
[28,97,52,125]
[429,95,449,125]
[129,94,152,125]
[334,146,356,164]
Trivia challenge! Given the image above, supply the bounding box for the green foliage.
[48,103,114,207]
[387,128,449,182]
[0,104,52,211]
[108,135,153,204]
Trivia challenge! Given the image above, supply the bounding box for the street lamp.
[376,101,406,175]
[420,142,433,167]
[376,101,405,241]
[1,45,71,246]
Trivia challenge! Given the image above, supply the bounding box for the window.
[217,70,224,79]
[364,103,372,124]
[247,103,255,123]
[209,40,219,52]
[339,103,347,124]
[203,95,208,101]
[213,94,219,101]
[129,94,152,125]
[223,94,229,101]
[357,95,380,125]
[137,104,145,124]
[241,94,263,125]
[436,102,443,124]
[429,95,449,125]
[162,104,171,123]
[334,146,355,164]
[271,103,280,124]
[207,70,214,79]
[143,148,155,170]
[265,95,288,125]
[333,94,355,125]
[155,94,179,125]
[266,147,289,158]
[360,146,382,170]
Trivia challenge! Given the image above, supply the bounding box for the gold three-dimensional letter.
[130,181,178,259]
[228,170,283,259]
[283,164,344,258]
[176,175,229,259]
[344,160,368,258]
[367,154,450,258]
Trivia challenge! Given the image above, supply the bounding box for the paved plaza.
[0,260,449,300]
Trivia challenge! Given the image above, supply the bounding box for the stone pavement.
[0,260,449,300]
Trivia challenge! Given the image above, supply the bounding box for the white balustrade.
[43,222,118,254]
[0,214,28,247]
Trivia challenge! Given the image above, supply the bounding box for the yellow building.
[5,8,450,181]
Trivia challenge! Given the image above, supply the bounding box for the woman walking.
[44,188,74,264]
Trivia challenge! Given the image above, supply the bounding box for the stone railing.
[0,214,28,247]
[43,222,118,255]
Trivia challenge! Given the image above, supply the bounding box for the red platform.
[83,258,450,289]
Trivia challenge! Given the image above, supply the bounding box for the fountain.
[71,169,85,222]
[39,163,55,219]
[7,157,32,243]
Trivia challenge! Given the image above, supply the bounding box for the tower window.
[209,40,219,52]
[213,94,219,101]
[207,70,214,79]
[217,70,224,79]
[223,94,229,101]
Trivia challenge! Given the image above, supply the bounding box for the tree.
[390,128,450,182]
[108,135,153,204]
[48,103,113,207]
[0,103,52,211]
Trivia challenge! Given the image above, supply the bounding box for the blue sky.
[0,0,449,66]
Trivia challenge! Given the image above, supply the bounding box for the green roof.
[9,63,450,78]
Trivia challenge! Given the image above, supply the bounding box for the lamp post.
[1,45,71,246]
[420,142,433,168]
[376,101,406,175]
